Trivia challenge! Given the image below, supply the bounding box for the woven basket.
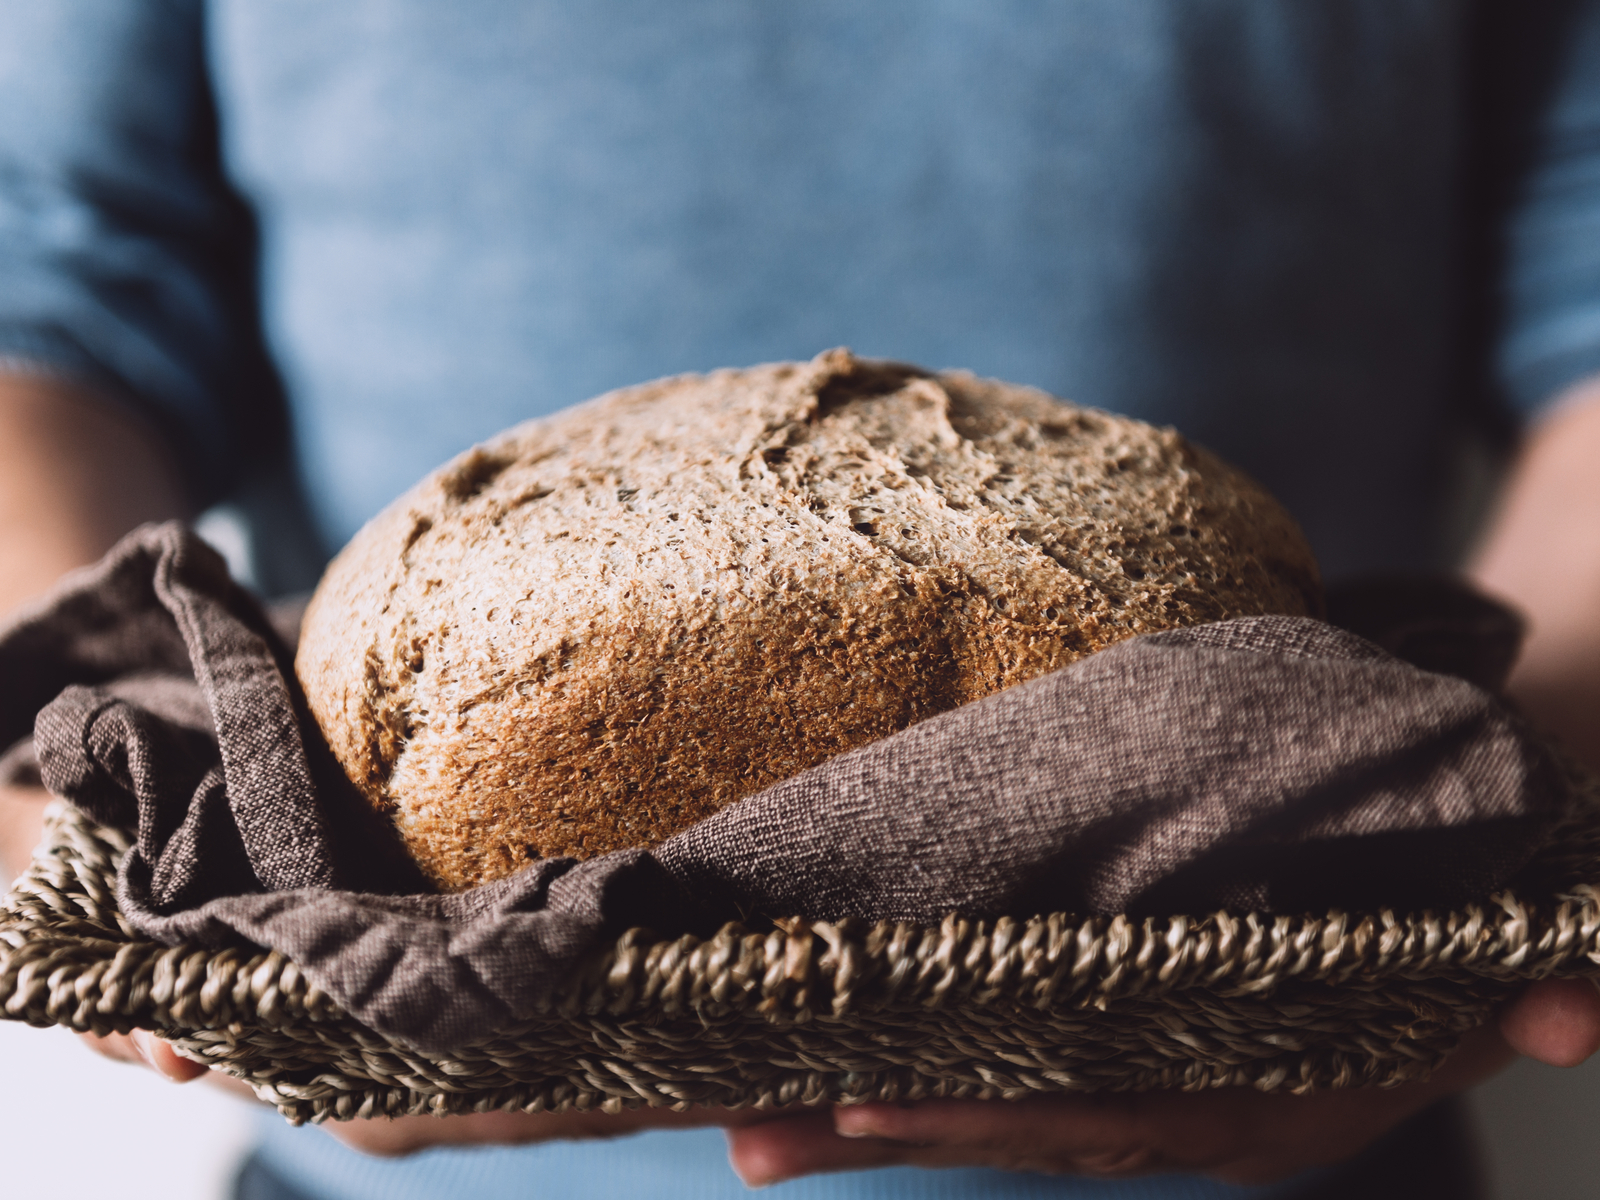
[5,799,1600,1126]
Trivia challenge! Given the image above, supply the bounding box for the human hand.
[0,783,50,884]
[80,1028,212,1084]
[313,1103,785,1157]
[725,977,1600,1187]
[72,973,1600,1170]
[76,1021,789,1155]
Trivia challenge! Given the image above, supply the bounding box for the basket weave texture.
[5,801,1600,1125]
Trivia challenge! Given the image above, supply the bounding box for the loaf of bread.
[297,350,1322,891]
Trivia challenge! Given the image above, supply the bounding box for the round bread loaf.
[297,350,1322,891]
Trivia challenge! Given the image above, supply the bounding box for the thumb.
[1499,978,1600,1068]
[130,1029,209,1082]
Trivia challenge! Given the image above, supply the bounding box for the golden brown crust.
[296,350,1322,891]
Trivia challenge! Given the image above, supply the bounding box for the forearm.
[1470,376,1600,773]
[0,370,189,877]
[0,372,190,613]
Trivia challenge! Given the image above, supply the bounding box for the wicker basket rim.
[5,802,1600,1048]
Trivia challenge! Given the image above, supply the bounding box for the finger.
[79,1031,144,1065]
[1125,1088,1342,1184]
[1127,1025,1518,1186]
[726,1112,912,1186]
[833,1097,1161,1176]
[76,1029,208,1082]
[811,1020,1533,1187]
[327,1113,479,1158]
[1499,977,1600,1067]
[131,1029,209,1082]
[328,1105,770,1159]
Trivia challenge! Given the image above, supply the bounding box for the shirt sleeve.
[1490,0,1600,418]
[0,0,283,504]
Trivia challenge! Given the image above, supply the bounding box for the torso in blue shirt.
[10,1,1600,1195]
[208,0,1470,579]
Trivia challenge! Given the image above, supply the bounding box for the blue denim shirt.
[8,2,1600,577]
[5,2,1600,1196]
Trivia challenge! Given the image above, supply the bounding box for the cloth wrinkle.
[0,525,1572,1054]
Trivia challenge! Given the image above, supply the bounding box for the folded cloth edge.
[0,524,1573,1053]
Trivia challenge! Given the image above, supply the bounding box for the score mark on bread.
[296,349,1321,891]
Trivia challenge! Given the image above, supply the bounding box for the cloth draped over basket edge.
[0,524,1568,1055]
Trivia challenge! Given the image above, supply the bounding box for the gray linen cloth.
[0,525,1567,1053]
